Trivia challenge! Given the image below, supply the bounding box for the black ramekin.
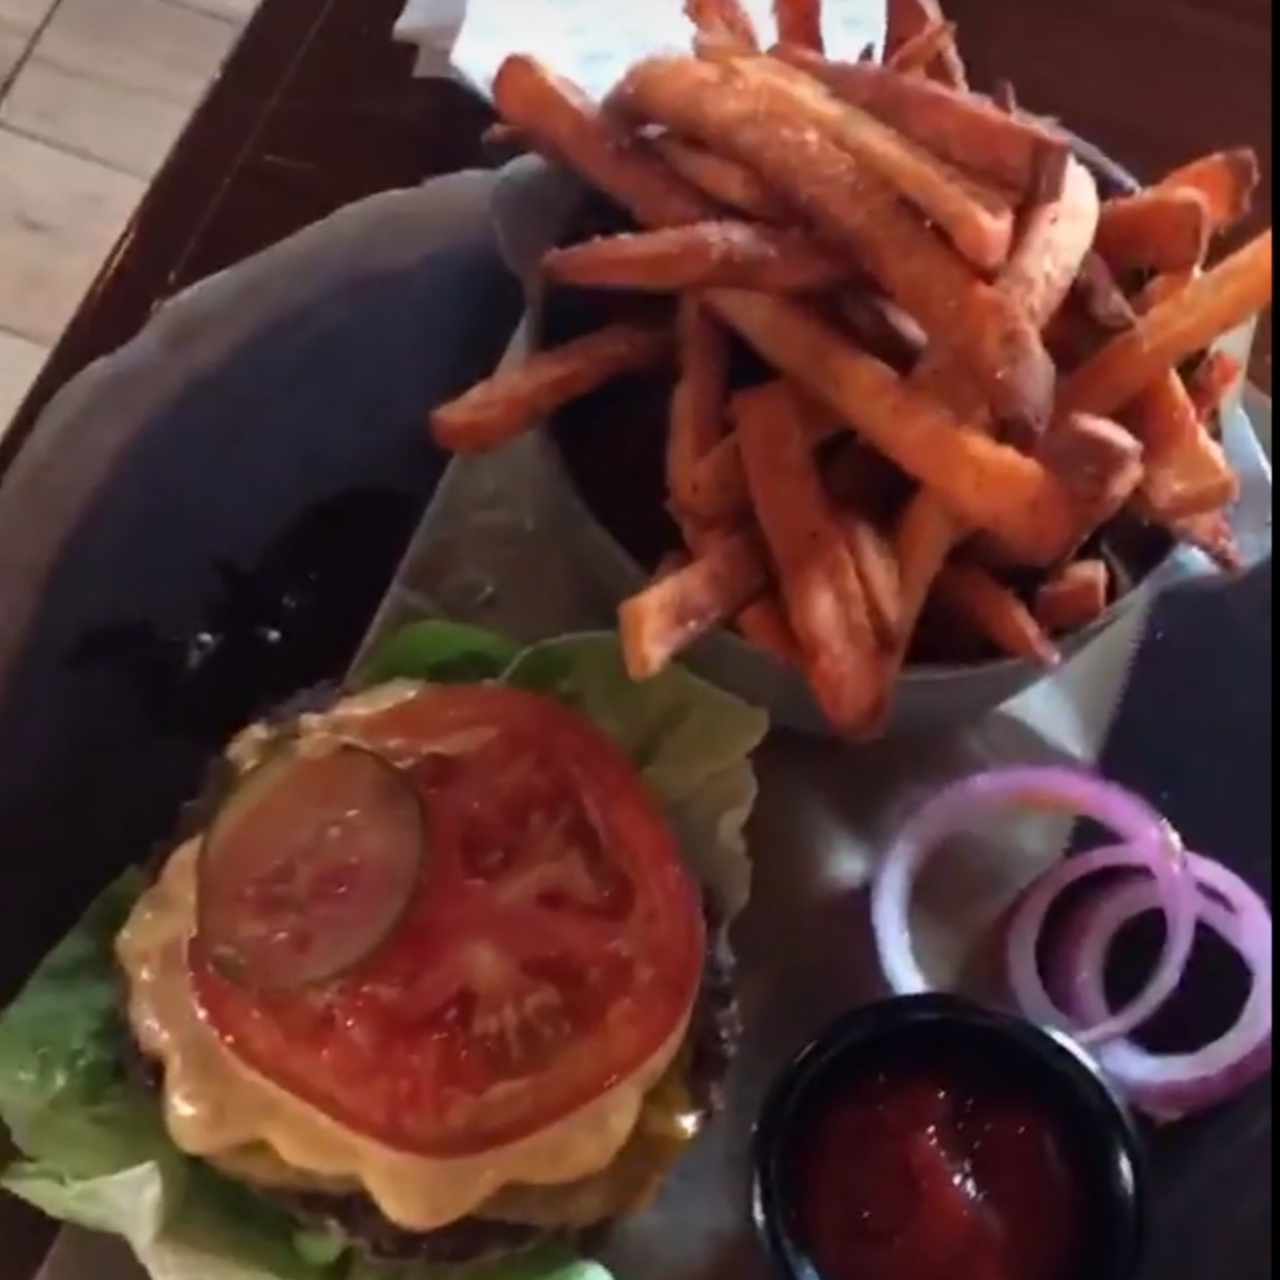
[752,993,1147,1280]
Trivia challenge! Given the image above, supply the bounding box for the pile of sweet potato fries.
[430,0,1273,738]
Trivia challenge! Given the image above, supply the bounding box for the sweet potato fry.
[1030,144,1072,208]
[774,0,825,53]
[837,292,929,372]
[891,494,964,656]
[619,528,769,678]
[684,396,840,521]
[1073,252,1138,333]
[840,513,903,646]
[993,79,1018,114]
[1156,149,1260,233]
[1187,350,1243,422]
[494,58,848,289]
[685,0,760,52]
[668,297,732,516]
[612,57,1053,421]
[822,437,915,521]
[980,411,1143,564]
[1106,267,1242,522]
[651,135,791,221]
[1035,559,1110,634]
[1134,268,1198,314]
[891,152,1101,435]
[542,221,849,293]
[1059,230,1274,418]
[684,432,751,521]
[935,565,1061,666]
[673,511,735,559]
[1003,155,1103,327]
[1043,301,1109,372]
[654,549,693,581]
[887,20,958,77]
[774,48,1066,196]
[1037,412,1145,514]
[1044,300,1105,373]
[736,55,1016,272]
[734,382,887,735]
[884,0,967,88]
[737,595,803,665]
[494,56,715,228]
[706,289,1081,563]
[1170,510,1244,573]
[431,323,673,453]
[1095,189,1211,274]
[1124,372,1238,519]
[876,151,1102,680]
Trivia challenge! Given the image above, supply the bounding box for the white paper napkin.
[394,0,886,96]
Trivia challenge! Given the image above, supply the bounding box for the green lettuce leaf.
[0,874,319,1279]
[353,620,523,689]
[0,624,766,1280]
[0,869,170,1177]
[503,633,767,919]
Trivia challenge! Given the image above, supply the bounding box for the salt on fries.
[429,0,1272,738]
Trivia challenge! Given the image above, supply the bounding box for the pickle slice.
[197,746,424,991]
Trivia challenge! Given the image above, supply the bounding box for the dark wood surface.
[0,0,493,475]
[946,0,1273,390]
[0,0,1272,479]
[0,1,1271,1275]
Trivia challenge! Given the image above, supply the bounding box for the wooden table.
[0,1,1271,1274]
[0,0,1271,480]
[946,0,1272,387]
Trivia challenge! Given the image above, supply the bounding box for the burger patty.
[279,1193,554,1266]
[128,902,740,1267]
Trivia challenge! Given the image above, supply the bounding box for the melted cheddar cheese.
[117,842,691,1231]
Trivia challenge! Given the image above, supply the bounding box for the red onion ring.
[872,767,1196,1047]
[1050,850,1272,1121]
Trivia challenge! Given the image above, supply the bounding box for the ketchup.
[794,1049,1083,1280]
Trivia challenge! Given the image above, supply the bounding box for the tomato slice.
[190,684,706,1157]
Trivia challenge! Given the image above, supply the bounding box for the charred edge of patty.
[124,901,740,1266]
[280,1196,555,1267]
